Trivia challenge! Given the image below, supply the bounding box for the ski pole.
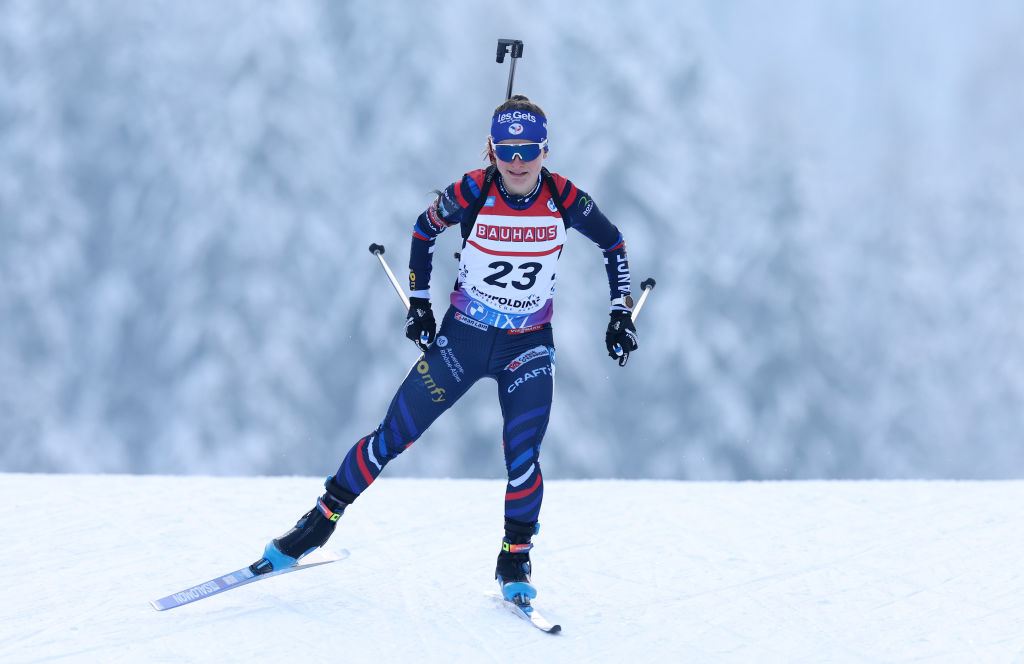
[611,277,656,362]
[368,243,410,311]
[496,39,524,100]
[631,277,656,323]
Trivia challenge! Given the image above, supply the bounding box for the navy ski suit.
[332,167,632,524]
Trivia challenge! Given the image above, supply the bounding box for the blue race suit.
[332,168,631,524]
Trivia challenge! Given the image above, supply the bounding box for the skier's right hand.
[605,310,639,366]
[405,297,436,352]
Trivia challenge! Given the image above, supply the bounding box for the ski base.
[489,592,561,633]
[150,548,349,611]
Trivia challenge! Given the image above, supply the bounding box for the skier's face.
[493,139,546,196]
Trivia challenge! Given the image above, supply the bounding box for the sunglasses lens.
[494,142,542,162]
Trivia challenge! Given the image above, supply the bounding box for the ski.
[150,548,349,611]
[489,592,561,633]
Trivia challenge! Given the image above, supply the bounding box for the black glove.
[405,297,436,352]
[605,311,639,366]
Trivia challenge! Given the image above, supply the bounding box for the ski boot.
[495,517,539,605]
[250,476,357,575]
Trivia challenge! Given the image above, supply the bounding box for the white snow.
[2,474,1023,663]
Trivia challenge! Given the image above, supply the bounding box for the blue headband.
[490,109,547,143]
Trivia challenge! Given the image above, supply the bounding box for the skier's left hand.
[605,311,638,367]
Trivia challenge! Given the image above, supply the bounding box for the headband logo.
[496,110,538,124]
[508,123,524,135]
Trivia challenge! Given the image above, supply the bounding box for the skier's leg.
[332,316,488,496]
[254,310,490,571]
[496,343,554,525]
[493,338,555,597]
[330,351,472,495]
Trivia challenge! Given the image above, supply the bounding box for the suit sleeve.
[407,171,486,298]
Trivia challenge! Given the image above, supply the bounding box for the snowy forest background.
[2,1,1023,480]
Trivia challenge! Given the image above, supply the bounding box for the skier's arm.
[554,180,639,364]
[408,174,483,298]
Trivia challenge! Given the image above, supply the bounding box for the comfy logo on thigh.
[416,360,446,402]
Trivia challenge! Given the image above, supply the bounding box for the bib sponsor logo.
[484,196,496,207]
[476,223,558,243]
[547,199,558,213]
[504,346,550,372]
[466,301,488,320]
[469,285,542,311]
[459,296,542,329]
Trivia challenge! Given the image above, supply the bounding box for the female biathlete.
[251,95,640,604]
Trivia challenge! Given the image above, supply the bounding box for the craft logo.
[508,123,524,135]
[506,366,553,393]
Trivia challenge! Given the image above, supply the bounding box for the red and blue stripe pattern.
[501,404,549,523]
[335,393,420,495]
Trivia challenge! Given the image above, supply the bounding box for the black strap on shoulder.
[540,167,571,227]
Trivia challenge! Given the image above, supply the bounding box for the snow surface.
[2,474,1023,663]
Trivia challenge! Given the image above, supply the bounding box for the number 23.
[483,261,542,290]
